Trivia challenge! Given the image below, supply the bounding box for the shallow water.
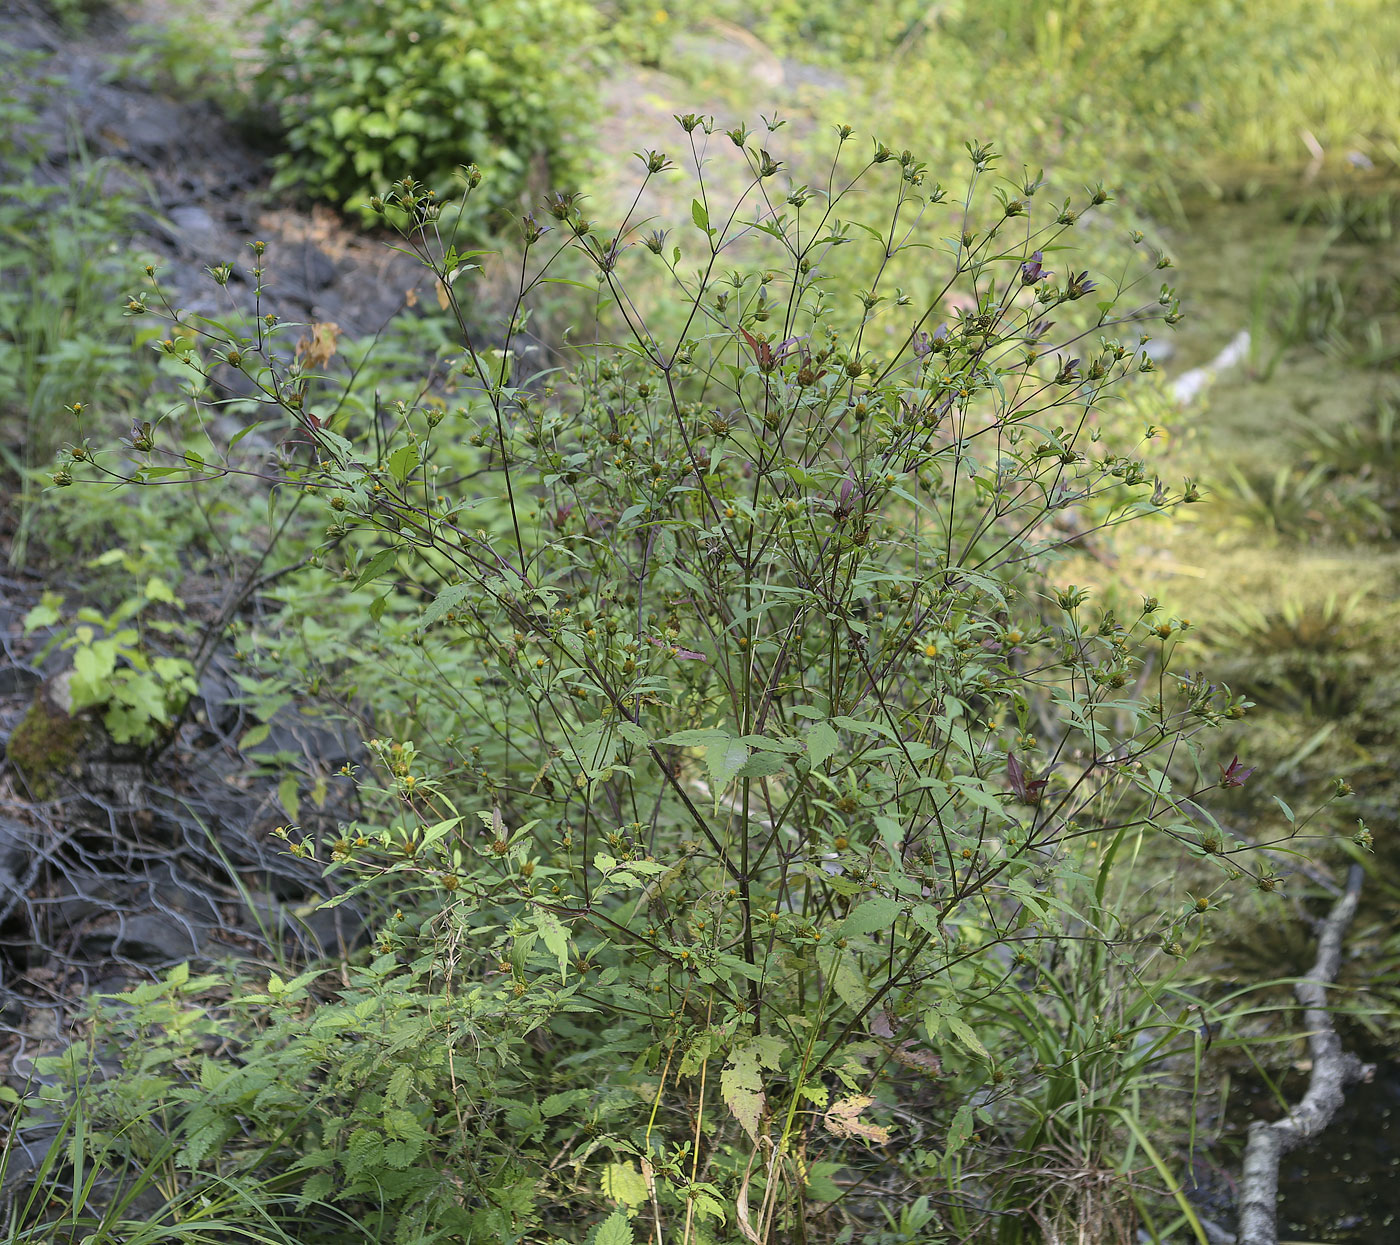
[1168,170,1400,1243]
[1277,1062,1399,1243]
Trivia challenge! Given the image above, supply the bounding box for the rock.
[241,890,369,957]
[166,203,218,238]
[112,912,205,963]
[6,676,100,801]
[39,872,137,931]
[0,818,30,872]
[84,84,193,168]
[0,664,41,696]
[0,816,36,921]
[261,702,365,773]
[1171,330,1251,406]
[61,906,207,966]
[286,240,338,294]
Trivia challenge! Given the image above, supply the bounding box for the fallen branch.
[1236,864,1373,1245]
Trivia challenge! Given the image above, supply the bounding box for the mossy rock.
[8,674,107,801]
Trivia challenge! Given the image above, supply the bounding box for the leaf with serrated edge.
[601,1161,648,1209]
[590,1209,633,1245]
[721,1047,764,1141]
[807,720,839,768]
[945,1015,989,1059]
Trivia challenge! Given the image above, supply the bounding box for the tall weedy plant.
[53,122,1312,1242]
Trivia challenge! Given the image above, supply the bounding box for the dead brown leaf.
[823,1094,892,1144]
[295,322,343,370]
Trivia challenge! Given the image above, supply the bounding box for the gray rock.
[287,240,338,293]
[241,890,368,957]
[0,817,34,876]
[112,912,205,963]
[0,817,36,923]
[166,204,217,237]
[0,665,42,696]
[261,703,365,773]
[83,87,192,167]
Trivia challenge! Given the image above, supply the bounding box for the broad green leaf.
[660,728,728,747]
[278,776,300,823]
[532,908,570,983]
[693,1191,727,1222]
[946,1103,975,1155]
[706,737,750,798]
[831,953,869,1011]
[735,750,785,780]
[804,1161,843,1202]
[601,1161,648,1209]
[839,896,900,938]
[590,1210,633,1245]
[354,546,400,589]
[617,720,649,748]
[807,720,839,768]
[144,576,178,604]
[22,594,63,632]
[721,1046,765,1141]
[945,1015,989,1060]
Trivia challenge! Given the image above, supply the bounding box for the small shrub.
[252,0,600,225]
[22,572,199,747]
[46,124,1348,1242]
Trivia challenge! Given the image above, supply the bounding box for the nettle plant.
[56,124,1335,1241]
[22,569,198,748]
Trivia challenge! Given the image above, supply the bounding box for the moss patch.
[8,690,96,801]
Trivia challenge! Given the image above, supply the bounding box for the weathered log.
[1236,864,1372,1245]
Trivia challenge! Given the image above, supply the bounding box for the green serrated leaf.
[660,728,728,747]
[239,722,271,751]
[278,775,300,822]
[807,720,839,768]
[706,737,750,802]
[720,1046,765,1141]
[735,750,784,780]
[617,720,649,748]
[944,1015,989,1060]
[590,1209,633,1245]
[840,896,900,938]
[601,1161,648,1209]
[355,546,400,589]
[532,908,570,983]
[946,1102,975,1155]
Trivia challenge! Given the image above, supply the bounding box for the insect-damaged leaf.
[721,1036,784,1141]
[823,1094,891,1144]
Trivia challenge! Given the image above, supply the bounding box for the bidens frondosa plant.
[52,123,1341,1244]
